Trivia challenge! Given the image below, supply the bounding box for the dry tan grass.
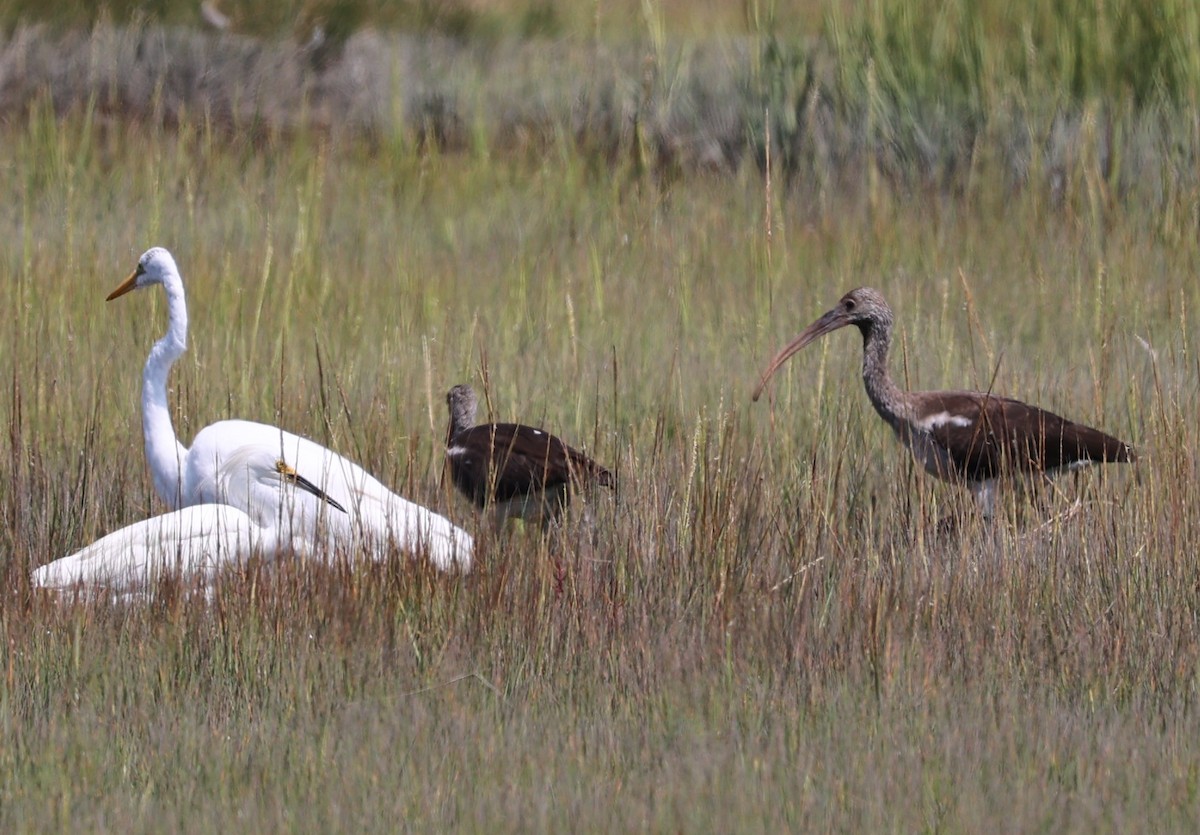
[0,17,1198,830]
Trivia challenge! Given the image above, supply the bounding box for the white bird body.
[108,247,473,572]
[32,504,284,592]
[32,446,341,593]
[183,422,472,565]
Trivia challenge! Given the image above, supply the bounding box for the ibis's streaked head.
[752,287,894,401]
[108,247,179,301]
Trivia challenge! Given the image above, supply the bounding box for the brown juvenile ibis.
[445,384,615,524]
[752,287,1135,516]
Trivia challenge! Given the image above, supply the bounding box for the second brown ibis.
[445,384,615,524]
[752,287,1135,516]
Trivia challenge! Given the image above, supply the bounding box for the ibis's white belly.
[491,484,572,525]
[893,425,959,481]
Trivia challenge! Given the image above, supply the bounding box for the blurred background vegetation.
[1,0,1197,208]
[3,2,1199,830]
[2,0,1197,104]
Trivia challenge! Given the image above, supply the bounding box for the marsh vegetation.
[1,1,1199,829]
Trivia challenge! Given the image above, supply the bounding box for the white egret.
[32,449,347,592]
[106,247,473,572]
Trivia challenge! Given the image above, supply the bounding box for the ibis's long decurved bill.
[752,307,853,401]
[107,266,143,301]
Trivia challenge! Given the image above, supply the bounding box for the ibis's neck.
[859,318,909,432]
[447,398,478,440]
[142,274,190,508]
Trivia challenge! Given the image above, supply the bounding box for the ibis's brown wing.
[448,423,613,505]
[921,392,1134,481]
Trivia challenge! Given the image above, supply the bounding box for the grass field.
[2,4,1200,831]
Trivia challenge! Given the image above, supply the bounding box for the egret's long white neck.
[142,272,190,508]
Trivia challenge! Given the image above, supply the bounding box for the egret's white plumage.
[35,506,278,592]
[106,247,473,572]
[32,448,342,592]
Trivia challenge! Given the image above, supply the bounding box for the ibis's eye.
[844,298,857,311]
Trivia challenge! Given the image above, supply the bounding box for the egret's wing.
[187,420,473,571]
[33,504,263,591]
